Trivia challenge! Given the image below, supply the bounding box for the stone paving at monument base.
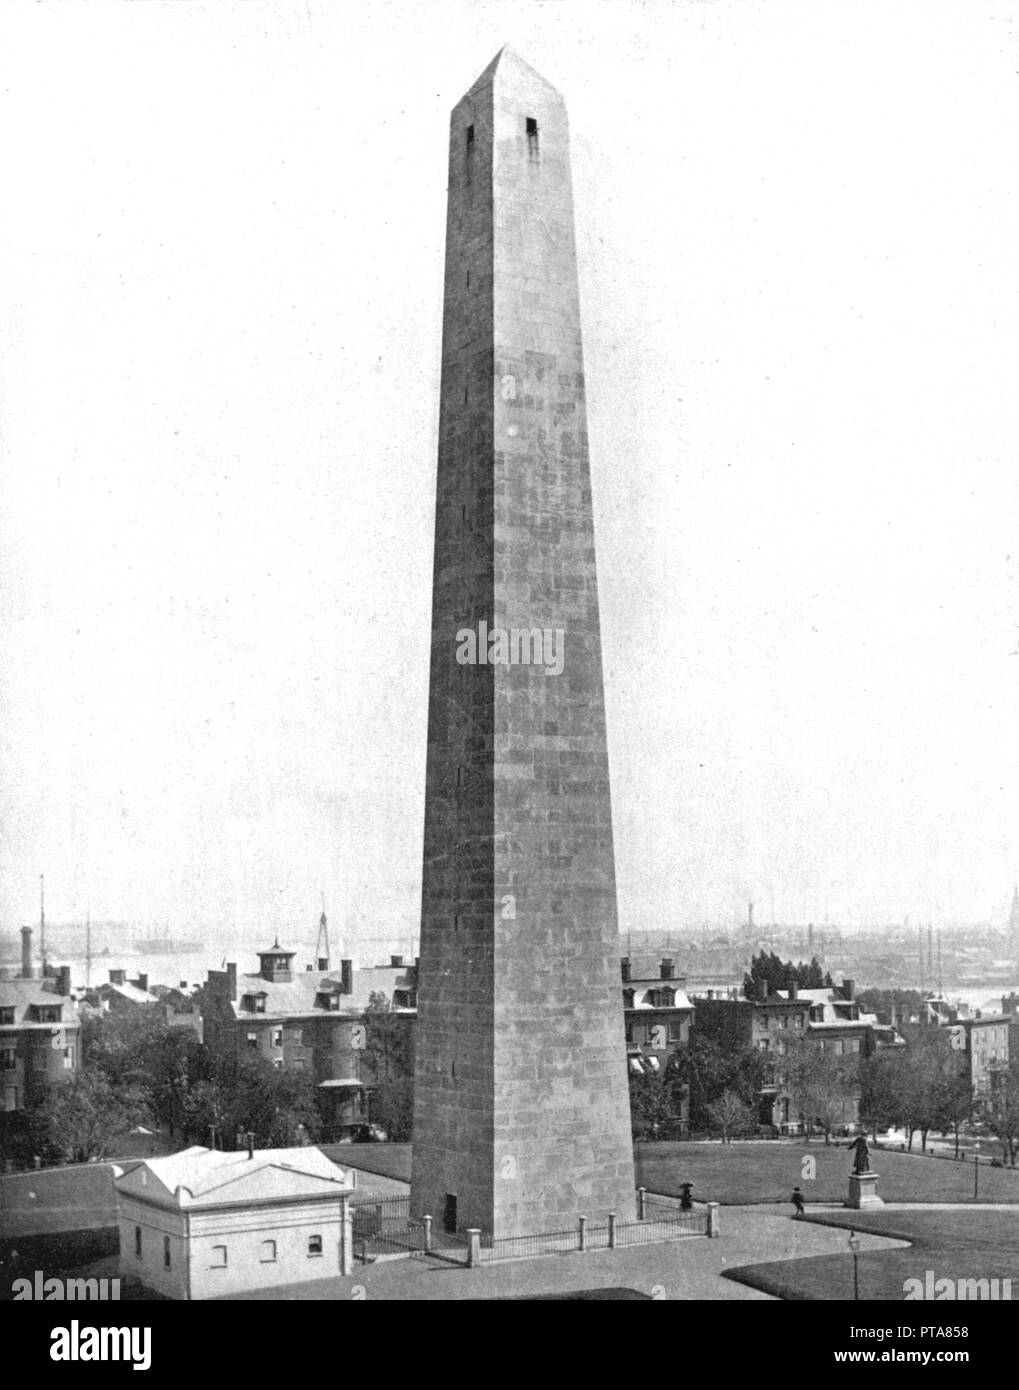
[214,1204,908,1301]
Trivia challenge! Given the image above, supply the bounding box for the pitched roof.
[0,977,78,1028]
[775,987,879,1028]
[99,981,161,1005]
[113,1145,354,1209]
[230,964,416,1021]
[625,985,693,1011]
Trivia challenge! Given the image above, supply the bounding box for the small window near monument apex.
[526,117,538,136]
[466,124,474,145]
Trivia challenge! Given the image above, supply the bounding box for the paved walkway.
[216,1205,910,1302]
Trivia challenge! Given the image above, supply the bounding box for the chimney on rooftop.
[842,978,856,1001]
[54,965,71,997]
[226,963,237,1002]
[136,973,148,993]
[760,979,769,999]
[109,968,126,986]
[340,959,353,995]
[318,957,329,971]
[789,982,798,1001]
[621,957,631,982]
[246,1131,255,1160]
[660,958,674,980]
[391,954,405,968]
[20,926,33,979]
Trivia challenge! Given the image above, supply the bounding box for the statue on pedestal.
[846,1135,871,1174]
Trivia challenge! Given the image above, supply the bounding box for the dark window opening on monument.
[466,124,474,146]
[464,387,469,403]
[526,116,539,156]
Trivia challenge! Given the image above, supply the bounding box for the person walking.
[791,1186,805,1216]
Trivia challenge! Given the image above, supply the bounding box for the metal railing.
[474,1190,711,1264]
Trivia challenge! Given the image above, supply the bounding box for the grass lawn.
[324,1140,1019,1207]
[319,1142,412,1183]
[723,1208,1019,1301]
[634,1141,1019,1206]
[0,1163,120,1238]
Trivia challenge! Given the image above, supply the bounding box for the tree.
[628,1067,678,1141]
[743,951,833,1001]
[43,1071,149,1163]
[362,993,415,1141]
[669,1035,768,1131]
[787,1041,857,1143]
[706,1089,753,1144]
[859,1050,901,1141]
[81,1006,214,1142]
[894,1025,967,1153]
[984,1062,1019,1167]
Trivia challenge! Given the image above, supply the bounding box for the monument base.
[846,1172,884,1208]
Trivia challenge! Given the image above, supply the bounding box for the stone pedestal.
[846,1172,884,1208]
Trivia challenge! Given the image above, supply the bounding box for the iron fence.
[475,1191,708,1263]
[479,1227,579,1262]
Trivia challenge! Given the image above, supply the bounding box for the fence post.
[340,1195,354,1275]
[637,1186,647,1220]
[422,1215,432,1253]
[707,1202,720,1239]
[608,1212,617,1249]
[578,1214,587,1251]
[466,1228,482,1267]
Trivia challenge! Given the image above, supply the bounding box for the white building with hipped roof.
[113,1144,356,1298]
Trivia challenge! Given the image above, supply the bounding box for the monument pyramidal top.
[466,45,565,99]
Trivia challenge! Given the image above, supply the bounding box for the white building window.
[308,1234,323,1257]
[260,1240,277,1262]
[210,1245,227,1268]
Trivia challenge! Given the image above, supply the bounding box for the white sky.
[1,0,1018,952]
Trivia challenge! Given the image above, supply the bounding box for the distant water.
[19,942,256,994]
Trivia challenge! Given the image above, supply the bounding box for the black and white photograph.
[1,0,1017,1358]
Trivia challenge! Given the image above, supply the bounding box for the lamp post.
[848,1230,861,1301]
[973,1138,980,1199]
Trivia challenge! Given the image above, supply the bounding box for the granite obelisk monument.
[411,49,636,1240]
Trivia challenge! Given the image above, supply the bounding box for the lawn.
[0,1163,121,1238]
[723,1208,1019,1301]
[323,1139,1019,1207]
[634,1141,1019,1206]
[319,1142,412,1183]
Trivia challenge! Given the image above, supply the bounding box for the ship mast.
[40,874,47,976]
